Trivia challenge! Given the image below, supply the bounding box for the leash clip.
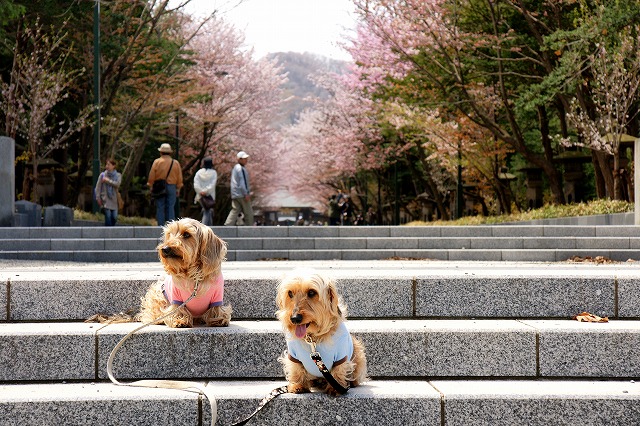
[304,334,317,352]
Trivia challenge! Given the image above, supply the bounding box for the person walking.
[193,156,217,226]
[224,151,254,226]
[339,195,353,225]
[95,158,122,226]
[148,143,183,226]
[328,194,340,225]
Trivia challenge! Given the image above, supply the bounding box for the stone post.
[0,137,15,226]
[635,139,640,225]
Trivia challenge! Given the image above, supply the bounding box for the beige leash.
[103,280,218,426]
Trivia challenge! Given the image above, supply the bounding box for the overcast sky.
[183,0,357,61]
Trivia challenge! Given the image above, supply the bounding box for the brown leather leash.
[305,335,350,394]
[229,385,289,426]
[105,295,348,426]
[229,334,349,425]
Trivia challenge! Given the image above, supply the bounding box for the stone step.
[1,379,639,425]
[3,224,640,262]
[2,261,638,322]
[2,319,640,382]
[5,236,640,251]
[4,224,640,239]
[3,247,640,262]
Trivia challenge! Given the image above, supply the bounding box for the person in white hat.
[224,151,254,226]
[147,143,183,225]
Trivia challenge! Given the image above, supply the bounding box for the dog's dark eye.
[288,290,293,298]
[307,290,317,298]
[182,232,191,239]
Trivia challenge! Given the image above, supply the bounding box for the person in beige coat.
[148,143,183,225]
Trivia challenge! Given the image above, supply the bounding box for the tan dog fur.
[276,269,368,396]
[137,218,232,328]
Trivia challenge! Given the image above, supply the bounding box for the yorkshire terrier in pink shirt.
[137,218,232,328]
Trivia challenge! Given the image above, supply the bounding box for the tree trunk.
[593,151,614,198]
[537,105,565,204]
[494,180,512,214]
[613,153,622,200]
[120,123,152,193]
[591,151,606,198]
[428,174,450,220]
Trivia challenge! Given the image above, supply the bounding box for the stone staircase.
[3,223,640,262]
[2,260,640,424]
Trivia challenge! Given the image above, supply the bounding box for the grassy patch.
[406,199,634,226]
[73,209,156,226]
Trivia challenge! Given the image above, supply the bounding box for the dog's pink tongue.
[295,324,307,339]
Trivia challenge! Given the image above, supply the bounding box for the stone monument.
[0,137,15,226]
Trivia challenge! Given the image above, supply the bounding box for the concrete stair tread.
[3,260,639,321]
[2,379,639,426]
[2,222,640,238]
[1,250,639,423]
[3,319,640,381]
[4,378,637,399]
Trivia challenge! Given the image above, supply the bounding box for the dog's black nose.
[161,246,174,257]
[290,313,303,324]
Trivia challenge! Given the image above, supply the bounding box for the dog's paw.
[287,383,310,394]
[174,322,192,328]
[322,377,349,396]
[324,382,348,396]
[203,316,230,327]
[325,386,342,397]
[202,305,232,327]
[165,315,193,328]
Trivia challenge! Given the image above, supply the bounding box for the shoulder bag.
[151,160,174,199]
[199,194,215,210]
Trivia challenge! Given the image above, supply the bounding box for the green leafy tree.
[540,0,640,200]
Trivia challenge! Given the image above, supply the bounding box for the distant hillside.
[267,52,348,127]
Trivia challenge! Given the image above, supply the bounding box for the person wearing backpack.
[148,143,183,226]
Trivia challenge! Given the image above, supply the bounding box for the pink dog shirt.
[162,273,224,316]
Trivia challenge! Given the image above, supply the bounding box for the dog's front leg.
[202,304,232,327]
[323,361,354,396]
[164,305,193,328]
[280,356,312,393]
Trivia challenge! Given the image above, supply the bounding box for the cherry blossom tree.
[0,21,91,201]
[562,37,640,200]
[178,16,288,210]
[98,2,210,193]
[273,58,391,213]
[349,0,575,205]
[285,15,514,219]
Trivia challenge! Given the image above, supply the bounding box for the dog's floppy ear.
[324,276,343,318]
[198,225,227,278]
